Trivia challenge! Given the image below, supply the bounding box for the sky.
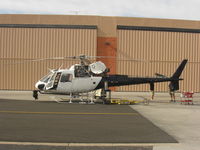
[0,0,200,21]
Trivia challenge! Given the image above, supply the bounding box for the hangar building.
[0,14,199,92]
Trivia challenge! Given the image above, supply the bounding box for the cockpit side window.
[40,72,54,83]
[43,77,50,83]
[60,74,73,82]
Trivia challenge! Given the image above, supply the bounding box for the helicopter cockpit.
[39,71,56,83]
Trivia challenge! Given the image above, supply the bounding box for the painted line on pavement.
[0,110,137,115]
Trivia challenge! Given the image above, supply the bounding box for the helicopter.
[34,55,188,103]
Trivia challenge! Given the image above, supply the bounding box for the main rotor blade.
[0,57,77,65]
[2,55,198,65]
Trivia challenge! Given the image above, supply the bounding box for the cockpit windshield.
[40,72,55,83]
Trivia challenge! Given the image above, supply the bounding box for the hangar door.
[0,24,97,90]
[117,26,200,92]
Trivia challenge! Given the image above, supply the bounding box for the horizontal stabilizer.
[155,73,167,78]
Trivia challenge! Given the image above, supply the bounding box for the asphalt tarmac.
[0,99,176,144]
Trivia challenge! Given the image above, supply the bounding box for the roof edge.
[0,24,97,29]
[117,25,200,33]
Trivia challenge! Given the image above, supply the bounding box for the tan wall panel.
[0,27,97,90]
[2,14,200,37]
[117,30,200,92]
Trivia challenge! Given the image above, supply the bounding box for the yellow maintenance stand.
[111,98,139,105]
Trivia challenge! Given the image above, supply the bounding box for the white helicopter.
[34,55,188,103]
[34,55,109,103]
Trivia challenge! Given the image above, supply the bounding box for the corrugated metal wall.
[117,29,200,92]
[0,26,97,90]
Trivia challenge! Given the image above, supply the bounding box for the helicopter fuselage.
[35,65,102,94]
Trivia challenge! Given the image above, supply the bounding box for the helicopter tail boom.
[95,59,188,92]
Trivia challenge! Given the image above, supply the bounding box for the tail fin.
[169,59,188,91]
[172,59,188,79]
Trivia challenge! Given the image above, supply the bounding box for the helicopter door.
[46,72,61,90]
[57,73,73,93]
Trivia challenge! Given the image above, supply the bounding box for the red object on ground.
[180,92,194,104]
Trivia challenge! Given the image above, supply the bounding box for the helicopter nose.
[35,81,45,90]
[37,84,45,90]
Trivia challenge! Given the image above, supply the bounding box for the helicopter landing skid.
[50,93,96,104]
